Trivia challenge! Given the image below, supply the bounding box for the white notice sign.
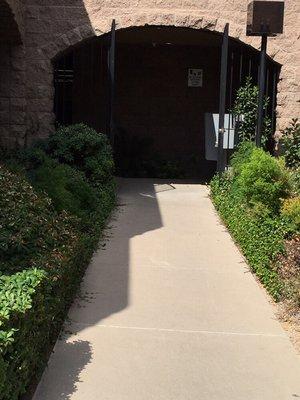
[188,68,203,87]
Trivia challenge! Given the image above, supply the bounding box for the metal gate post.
[108,19,116,147]
[256,34,267,147]
[217,23,229,174]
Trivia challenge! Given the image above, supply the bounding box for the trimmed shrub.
[235,147,290,212]
[210,144,299,301]
[0,124,116,399]
[0,166,76,275]
[230,141,255,176]
[211,174,285,299]
[0,166,83,399]
[32,158,98,219]
[45,124,114,185]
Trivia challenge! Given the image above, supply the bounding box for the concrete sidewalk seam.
[68,322,288,339]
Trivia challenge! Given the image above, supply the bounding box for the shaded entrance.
[54,26,280,178]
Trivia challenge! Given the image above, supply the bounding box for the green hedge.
[210,143,296,300]
[0,125,115,399]
[211,174,286,299]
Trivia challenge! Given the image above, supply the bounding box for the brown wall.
[0,0,25,147]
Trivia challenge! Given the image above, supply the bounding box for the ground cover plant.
[0,124,115,400]
[210,141,300,308]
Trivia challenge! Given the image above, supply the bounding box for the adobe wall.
[6,0,24,39]
[1,0,300,146]
[0,0,25,146]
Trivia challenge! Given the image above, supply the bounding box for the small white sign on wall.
[188,68,203,87]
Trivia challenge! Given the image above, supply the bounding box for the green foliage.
[281,197,300,233]
[281,119,300,169]
[211,174,286,299]
[232,77,271,147]
[230,141,256,176]
[45,124,114,186]
[0,166,76,274]
[0,166,81,398]
[235,147,290,212]
[32,158,98,219]
[289,167,300,196]
[210,144,297,301]
[0,124,115,399]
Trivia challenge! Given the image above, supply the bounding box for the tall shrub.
[232,77,271,146]
[234,147,290,212]
[45,124,114,186]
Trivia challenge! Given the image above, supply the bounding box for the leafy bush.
[234,146,290,212]
[289,167,300,196]
[45,124,114,185]
[0,166,76,275]
[210,144,298,301]
[0,269,46,396]
[281,197,300,233]
[211,174,286,299]
[32,158,98,219]
[0,166,83,398]
[0,125,115,399]
[230,141,255,176]
[232,77,271,146]
[281,119,300,169]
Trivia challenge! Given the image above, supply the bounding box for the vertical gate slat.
[108,19,116,146]
[217,23,229,173]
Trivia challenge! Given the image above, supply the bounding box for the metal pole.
[108,19,116,146]
[271,69,277,134]
[217,23,229,173]
[256,34,267,147]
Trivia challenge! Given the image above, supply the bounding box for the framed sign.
[188,68,203,87]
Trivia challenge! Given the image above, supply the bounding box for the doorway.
[54,26,280,178]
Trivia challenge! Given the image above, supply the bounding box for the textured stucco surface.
[0,0,299,146]
[0,0,25,146]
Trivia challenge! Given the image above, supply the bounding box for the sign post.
[217,23,229,174]
[246,1,284,147]
[108,19,116,147]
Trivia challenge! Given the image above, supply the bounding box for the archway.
[53,25,280,178]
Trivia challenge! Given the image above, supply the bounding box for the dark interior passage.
[54,26,280,178]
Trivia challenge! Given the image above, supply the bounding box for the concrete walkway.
[34,179,300,400]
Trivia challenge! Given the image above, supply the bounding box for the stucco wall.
[6,0,24,39]
[0,0,25,147]
[2,0,300,145]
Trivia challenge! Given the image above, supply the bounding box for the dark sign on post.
[246,1,284,147]
[246,1,284,36]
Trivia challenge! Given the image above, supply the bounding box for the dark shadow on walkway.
[34,178,167,399]
[45,340,92,400]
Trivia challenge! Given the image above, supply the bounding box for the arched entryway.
[53,25,280,178]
